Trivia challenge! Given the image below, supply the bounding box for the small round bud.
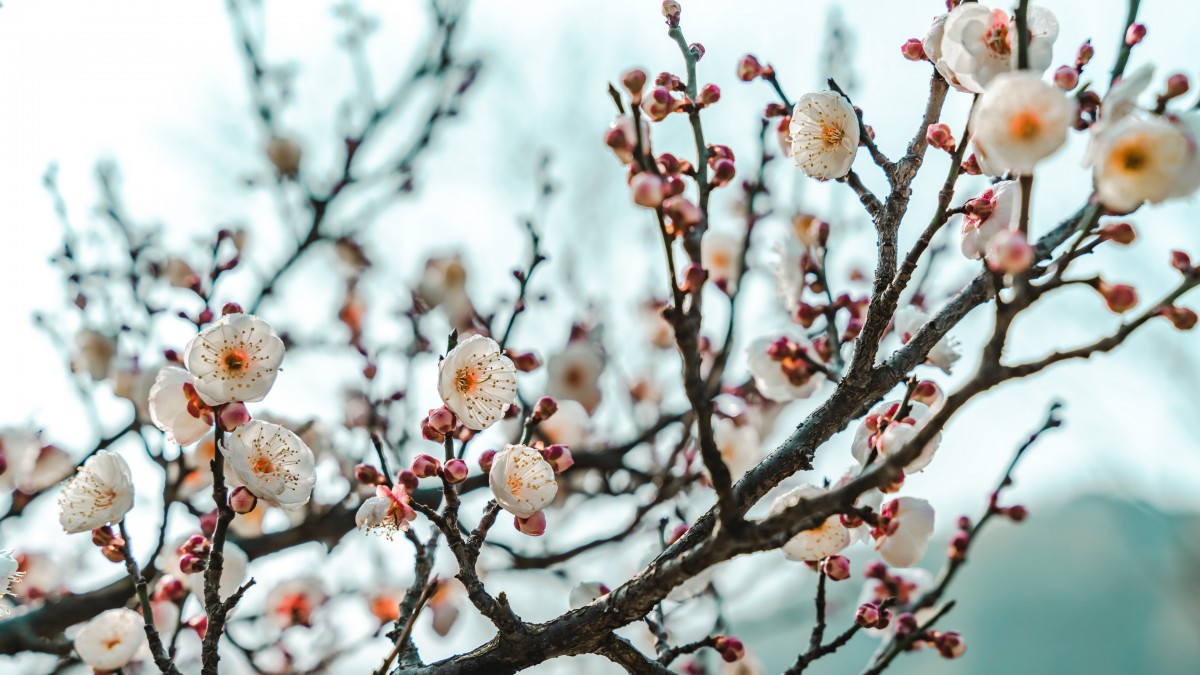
[397,469,419,493]
[1161,305,1199,331]
[1053,66,1079,91]
[710,158,736,187]
[855,602,882,627]
[893,612,918,639]
[821,555,852,581]
[1170,250,1195,274]
[478,450,497,473]
[630,172,666,208]
[267,137,302,177]
[411,454,441,479]
[443,458,469,484]
[229,486,258,514]
[179,553,207,575]
[622,68,648,96]
[900,38,926,61]
[426,407,457,435]
[197,308,214,325]
[514,510,547,536]
[957,515,972,530]
[355,463,385,486]
[737,54,763,81]
[1164,73,1190,99]
[217,401,251,432]
[713,636,744,663]
[1075,40,1094,68]
[697,83,720,106]
[1096,281,1138,313]
[925,123,955,153]
[1098,221,1136,245]
[532,396,559,422]
[1125,23,1147,46]
[1004,504,1028,522]
[985,229,1034,275]
[510,351,542,372]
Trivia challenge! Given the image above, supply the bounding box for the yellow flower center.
[222,349,250,373]
[820,123,844,147]
[455,367,479,394]
[1111,140,1147,172]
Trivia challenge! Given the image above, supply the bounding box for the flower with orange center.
[73,608,145,671]
[789,91,859,179]
[971,71,1073,175]
[938,3,1059,93]
[184,312,285,405]
[221,420,315,510]
[356,483,417,537]
[1091,114,1199,213]
[489,444,557,519]
[437,334,518,430]
[767,484,852,562]
[57,450,134,534]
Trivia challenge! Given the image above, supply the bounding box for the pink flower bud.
[509,351,541,372]
[642,87,674,122]
[420,418,444,443]
[710,158,736,187]
[821,555,851,581]
[217,402,251,431]
[229,486,258,514]
[681,263,707,294]
[893,612,918,639]
[443,458,469,484]
[935,631,967,658]
[532,396,559,422]
[478,450,497,474]
[960,153,982,175]
[1165,73,1190,99]
[737,54,763,81]
[179,553,206,574]
[411,454,441,479]
[1162,305,1199,331]
[355,463,385,486]
[765,102,788,117]
[900,38,926,61]
[514,510,547,536]
[1004,504,1029,522]
[855,602,882,627]
[101,545,125,564]
[630,172,665,208]
[1075,40,1094,68]
[949,530,970,560]
[1098,221,1136,245]
[1125,23,1147,46]
[689,43,705,62]
[663,196,702,234]
[92,526,116,548]
[1171,250,1195,274]
[656,72,683,91]
[985,229,1034,275]
[661,0,680,23]
[697,83,721,106]
[864,561,889,580]
[426,407,457,435]
[925,123,955,153]
[154,576,188,604]
[1097,281,1138,313]
[713,636,744,663]
[622,68,647,96]
[1053,66,1079,91]
[540,444,574,473]
[397,469,419,493]
[180,533,210,556]
[221,302,244,316]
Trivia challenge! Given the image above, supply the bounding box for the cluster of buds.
[820,555,851,581]
[764,336,820,388]
[707,144,735,188]
[925,630,968,658]
[900,38,927,62]
[855,601,892,629]
[712,635,745,663]
[410,453,469,484]
[177,534,211,574]
[1093,279,1139,314]
[1098,221,1136,245]
[925,123,956,154]
[229,486,257,514]
[154,575,188,605]
[641,73,688,122]
[864,561,923,605]
[539,444,575,474]
[420,407,458,443]
[948,515,971,562]
[91,526,126,564]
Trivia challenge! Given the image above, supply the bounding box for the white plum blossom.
[73,607,146,671]
[875,497,936,567]
[971,71,1073,176]
[1099,64,1155,128]
[149,366,213,446]
[713,417,760,481]
[789,91,860,179]
[746,332,827,402]
[894,306,960,374]
[356,483,417,536]
[938,4,1059,93]
[0,550,22,612]
[0,429,73,494]
[438,334,518,430]
[768,484,852,562]
[923,13,970,93]
[851,400,943,473]
[701,231,744,293]
[221,420,316,510]
[545,341,605,415]
[184,313,285,405]
[568,581,609,610]
[58,450,134,534]
[489,444,557,519]
[1091,114,1200,213]
[960,180,1019,259]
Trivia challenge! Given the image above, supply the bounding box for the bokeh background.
[2,0,1199,673]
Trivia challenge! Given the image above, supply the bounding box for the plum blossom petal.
[57,450,135,534]
[149,366,213,446]
[438,335,518,430]
[489,444,557,519]
[73,608,145,671]
[789,91,860,179]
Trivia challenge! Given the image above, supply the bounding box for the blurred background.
[2,0,1199,672]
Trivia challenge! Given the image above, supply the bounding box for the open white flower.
[221,420,316,510]
[489,444,557,518]
[939,4,1058,93]
[971,71,1073,176]
[149,366,213,446]
[184,313,285,405]
[851,400,943,473]
[73,607,145,671]
[894,306,960,374]
[713,417,760,481]
[746,332,827,402]
[356,483,417,537]
[438,334,518,430]
[187,542,248,602]
[702,231,744,293]
[546,341,605,415]
[58,450,134,534]
[0,550,22,612]
[960,181,1018,259]
[789,91,860,179]
[768,484,852,562]
[1091,114,1200,213]
[875,497,936,567]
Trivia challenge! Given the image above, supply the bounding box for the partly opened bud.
[229,486,258,514]
[935,631,967,659]
[532,396,559,422]
[900,38,926,61]
[737,54,763,81]
[412,454,441,479]
[514,510,547,536]
[855,602,883,628]
[697,83,721,106]
[540,444,574,473]
[179,553,207,575]
[925,123,955,153]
